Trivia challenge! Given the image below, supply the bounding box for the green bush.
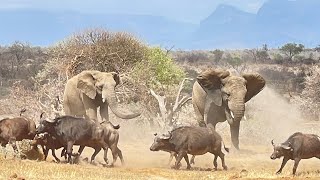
[133,47,185,88]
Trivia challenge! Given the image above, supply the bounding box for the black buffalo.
[150,126,229,170]
[31,133,65,162]
[270,132,320,175]
[36,115,124,165]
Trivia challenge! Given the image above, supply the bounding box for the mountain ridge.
[0,0,319,49]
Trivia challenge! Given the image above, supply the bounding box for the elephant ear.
[242,73,266,102]
[77,72,97,99]
[197,68,230,106]
[111,72,120,87]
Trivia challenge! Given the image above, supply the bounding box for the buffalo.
[36,115,124,166]
[270,132,320,175]
[30,133,65,162]
[0,116,36,157]
[150,126,229,170]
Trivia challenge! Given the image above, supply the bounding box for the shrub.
[46,28,147,78]
[133,47,185,88]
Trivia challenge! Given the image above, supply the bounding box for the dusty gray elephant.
[63,70,140,122]
[192,68,265,150]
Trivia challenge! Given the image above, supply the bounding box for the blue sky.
[0,0,267,22]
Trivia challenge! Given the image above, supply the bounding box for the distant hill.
[192,0,320,49]
[0,10,196,47]
[1,0,320,49]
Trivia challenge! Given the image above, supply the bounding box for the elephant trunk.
[229,99,245,123]
[103,87,141,119]
[230,120,240,150]
[228,99,245,150]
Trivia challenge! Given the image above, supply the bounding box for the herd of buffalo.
[1,68,320,176]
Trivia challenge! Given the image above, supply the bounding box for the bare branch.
[165,45,175,55]
[150,89,167,122]
[173,96,192,113]
[173,78,193,110]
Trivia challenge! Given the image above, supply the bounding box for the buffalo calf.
[270,132,320,175]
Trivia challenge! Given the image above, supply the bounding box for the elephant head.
[76,70,140,119]
[196,68,265,149]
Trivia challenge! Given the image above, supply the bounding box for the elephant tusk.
[230,111,235,119]
[102,98,106,103]
[243,115,247,120]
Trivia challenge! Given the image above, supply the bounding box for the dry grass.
[1,140,320,180]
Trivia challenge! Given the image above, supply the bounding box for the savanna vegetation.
[1,28,320,179]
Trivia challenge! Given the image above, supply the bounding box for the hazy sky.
[0,0,267,22]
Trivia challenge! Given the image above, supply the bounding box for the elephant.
[63,70,141,123]
[192,68,265,150]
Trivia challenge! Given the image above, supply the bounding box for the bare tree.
[150,78,192,128]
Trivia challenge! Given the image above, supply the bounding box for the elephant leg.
[192,103,205,127]
[82,95,98,122]
[100,102,109,122]
[63,97,71,115]
[230,121,240,150]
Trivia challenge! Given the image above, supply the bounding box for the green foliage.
[280,43,304,61]
[133,47,185,88]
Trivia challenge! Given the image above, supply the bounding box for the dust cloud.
[231,86,319,148]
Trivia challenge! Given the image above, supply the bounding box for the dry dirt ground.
[1,131,320,180]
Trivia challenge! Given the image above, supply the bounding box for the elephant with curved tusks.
[63,70,141,123]
[192,68,265,150]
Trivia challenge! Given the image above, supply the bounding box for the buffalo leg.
[174,152,185,169]
[76,145,85,156]
[110,144,120,166]
[9,138,19,157]
[43,148,49,160]
[61,148,66,158]
[51,149,60,162]
[219,153,227,170]
[292,158,301,175]
[90,148,101,163]
[168,152,177,165]
[66,141,74,164]
[276,157,289,174]
[117,147,125,166]
[183,154,191,170]
[1,142,7,158]
[213,155,218,170]
[101,144,109,166]
[190,155,196,164]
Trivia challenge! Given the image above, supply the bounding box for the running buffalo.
[150,126,229,170]
[270,132,320,175]
[36,115,124,166]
